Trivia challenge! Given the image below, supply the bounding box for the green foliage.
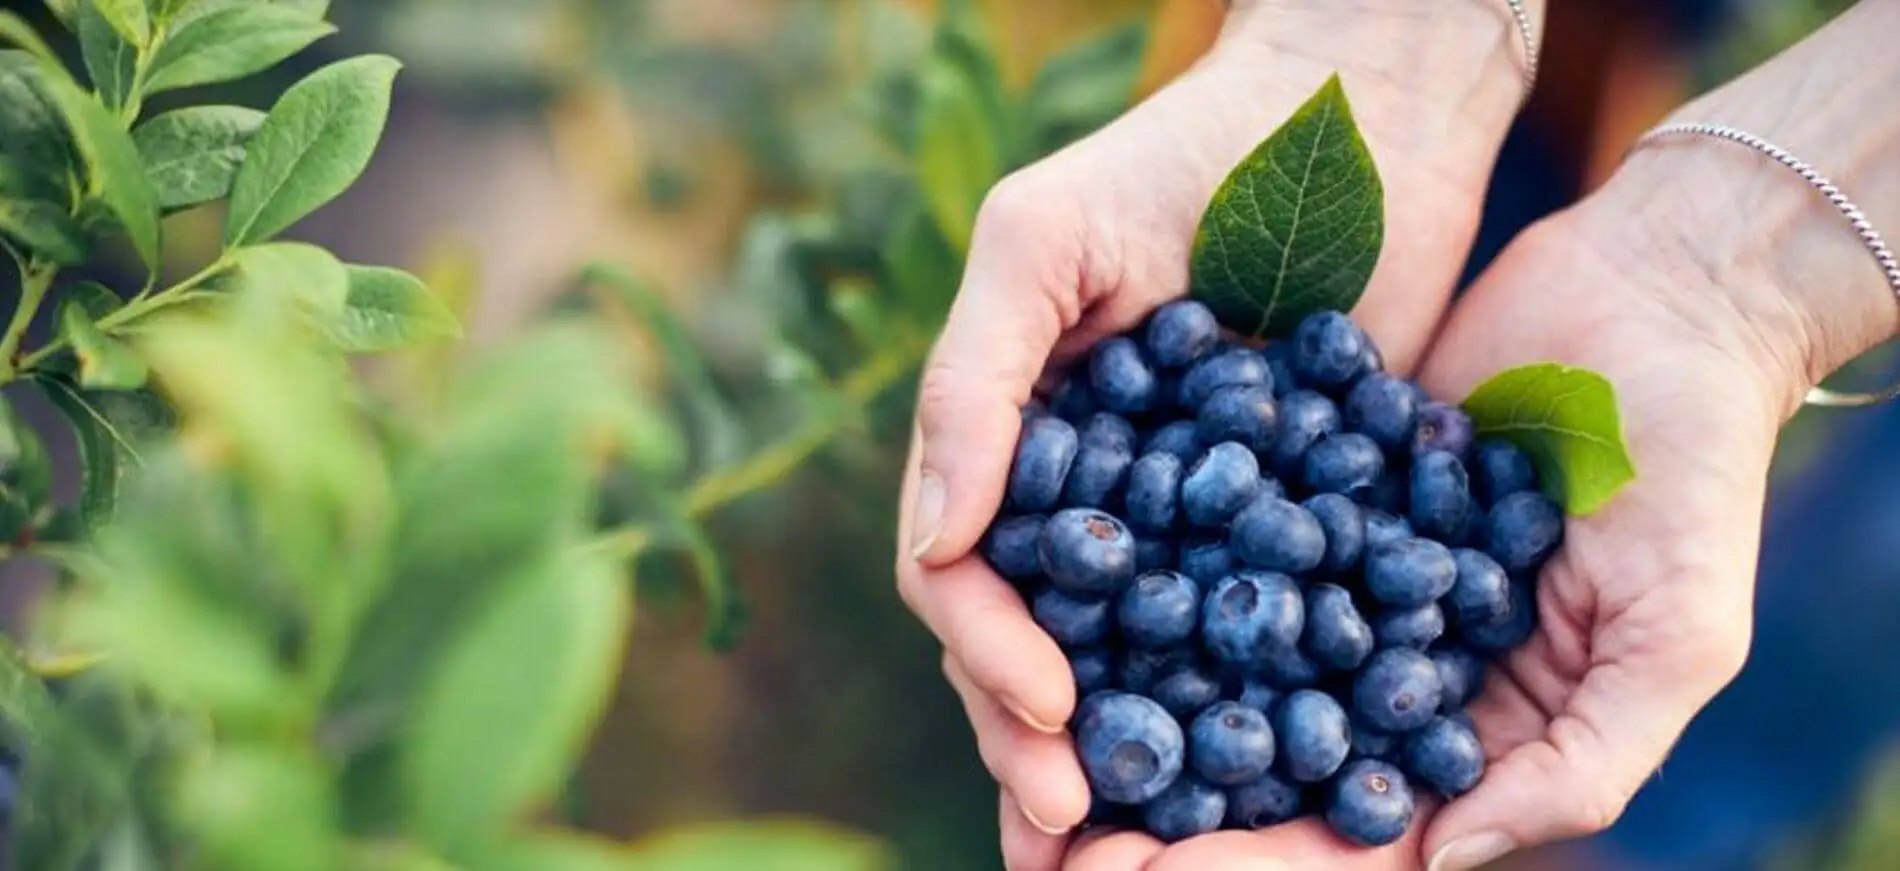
[1462,363,1637,515]
[132,105,267,211]
[1770,750,1900,871]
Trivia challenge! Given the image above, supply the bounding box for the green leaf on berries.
[1189,74,1384,340]
[1023,21,1148,155]
[225,55,400,246]
[134,105,266,210]
[144,5,335,96]
[328,264,461,353]
[913,53,1000,254]
[41,70,162,269]
[58,294,147,390]
[1462,363,1637,515]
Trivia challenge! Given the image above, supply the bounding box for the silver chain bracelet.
[1634,123,1900,407]
[1502,0,1539,100]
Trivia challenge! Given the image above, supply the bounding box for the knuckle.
[974,172,1049,239]
[915,357,965,428]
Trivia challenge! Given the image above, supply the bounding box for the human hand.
[892,3,1539,868]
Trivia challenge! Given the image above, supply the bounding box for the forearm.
[1587,0,1900,407]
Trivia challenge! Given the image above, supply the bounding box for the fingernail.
[1003,697,1066,735]
[908,470,945,560]
[1430,832,1516,871]
[1019,802,1071,837]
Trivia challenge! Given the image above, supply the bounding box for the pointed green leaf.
[226,241,349,315]
[912,57,998,254]
[144,5,334,96]
[1024,22,1148,154]
[225,55,400,246]
[0,197,87,264]
[0,12,62,64]
[328,265,460,353]
[1189,75,1384,340]
[88,0,149,46]
[59,298,147,389]
[1462,363,1637,515]
[133,105,265,210]
[35,373,171,528]
[43,0,79,29]
[77,2,135,111]
[405,548,630,851]
[40,70,161,269]
[0,52,77,193]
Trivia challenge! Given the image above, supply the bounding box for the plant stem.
[17,256,230,373]
[0,261,58,381]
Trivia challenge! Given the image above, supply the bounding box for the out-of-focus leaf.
[1024,21,1148,155]
[225,241,350,316]
[0,395,52,539]
[328,265,461,353]
[1,637,125,871]
[911,54,1000,253]
[883,208,959,324]
[175,744,339,871]
[0,11,65,63]
[620,821,893,871]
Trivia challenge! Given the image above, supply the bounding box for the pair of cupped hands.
[895,12,1825,871]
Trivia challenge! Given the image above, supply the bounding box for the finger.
[908,174,1088,566]
[946,656,1092,836]
[1148,808,1431,871]
[901,552,1075,732]
[1003,789,1071,871]
[1062,828,1163,871]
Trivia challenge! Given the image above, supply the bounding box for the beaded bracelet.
[1633,123,1900,407]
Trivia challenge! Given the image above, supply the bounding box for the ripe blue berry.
[1125,451,1184,533]
[1039,508,1138,600]
[1291,311,1370,389]
[1326,759,1415,846]
[1267,389,1340,476]
[1237,679,1282,716]
[1152,661,1224,720]
[1274,689,1351,783]
[1446,548,1512,626]
[1359,341,1386,376]
[1049,373,1098,422]
[980,514,1046,583]
[1120,647,1194,697]
[1302,584,1374,672]
[1181,442,1261,527]
[1076,692,1186,804]
[1262,343,1299,397]
[1008,415,1078,511]
[1371,602,1445,651]
[1344,374,1419,451]
[1179,347,1272,409]
[1412,402,1475,458]
[1189,701,1277,785]
[1485,491,1564,573]
[1431,647,1487,710]
[1065,413,1137,509]
[1354,649,1444,733]
[1304,433,1385,496]
[1202,571,1303,669]
[1363,509,1414,552]
[1142,420,1203,464]
[1462,581,1537,655]
[1033,587,1112,647]
[1072,647,1115,695]
[1090,337,1160,414]
[1403,716,1485,797]
[1365,538,1457,608]
[1410,450,1473,541]
[1196,385,1279,453]
[1226,773,1304,829]
[1472,438,1536,506]
[1230,496,1326,574]
[1177,535,1236,590]
[1146,300,1221,368]
[1118,570,1200,649]
[1304,493,1366,574]
[1142,775,1227,842]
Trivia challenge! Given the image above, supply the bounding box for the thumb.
[908,178,1086,566]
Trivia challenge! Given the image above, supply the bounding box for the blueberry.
[1371,602,1445,651]
[1350,723,1398,762]
[1255,643,1322,689]
[1262,343,1299,397]
[1181,443,1261,527]
[1229,496,1325,574]
[1050,372,1099,422]
[1090,337,1160,414]
[1363,510,1414,552]
[1179,347,1273,409]
[1143,420,1203,464]
[1008,415,1078,511]
[1430,647,1487,711]
[1142,775,1227,842]
[1189,701,1277,785]
[1152,661,1224,720]
[1072,647,1116,695]
[1119,570,1200,649]
[1125,452,1184,533]
[1075,692,1186,804]
[1359,340,1386,376]
[1196,385,1279,454]
[1326,759,1415,846]
[1485,491,1564,573]
[1065,413,1137,509]
[1364,472,1408,514]
[1353,649,1444,733]
[1178,535,1236,590]
[1410,450,1473,540]
[1265,390,1340,476]
[980,514,1046,583]
[1237,679,1282,716]
[1274,689,1351,783]
[1202,571,1303,668]
[1290,311,1370,389]
[1344,374,1419,451]
[1365,538,1457,608]
[1032,587,1112,647]
[1146,300,1222,368]
[1301,584,1374,672]
[1304,494,1366,575]
[1039,508,1138,599]
[1120,646,1195,696]
[1461,580,1537,656]
[1403,716,1485,797]
[1445,548,1511,626]
[1304,433,1385,496]
[1226,773,1304,829]
[1412,402,1475,458]
[1472,438,1537,506]
[1136,537,1176,573]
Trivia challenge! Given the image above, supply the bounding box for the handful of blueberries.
[979,303,1562,846]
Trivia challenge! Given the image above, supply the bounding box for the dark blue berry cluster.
[980,303,1562,847]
